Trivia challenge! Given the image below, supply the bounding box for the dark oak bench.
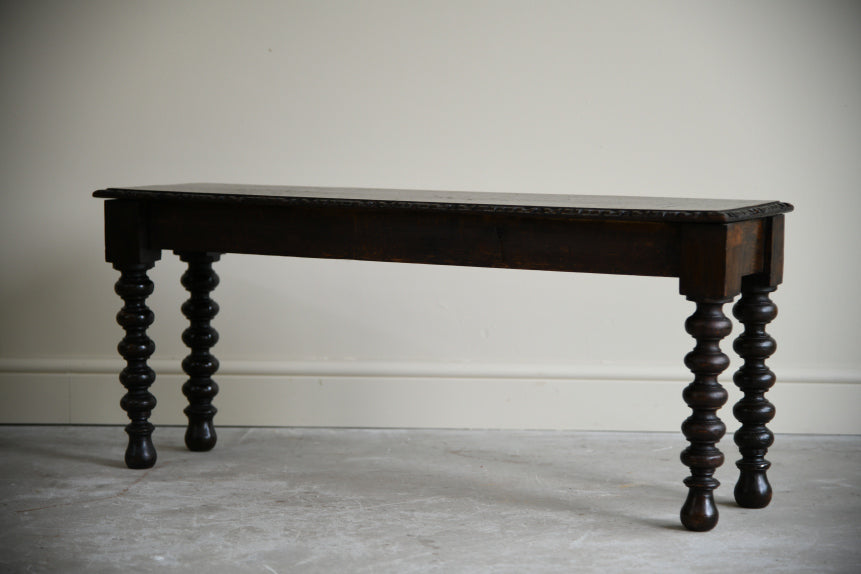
[94,184,793,531]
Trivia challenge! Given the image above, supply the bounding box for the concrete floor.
[0,427,858,573]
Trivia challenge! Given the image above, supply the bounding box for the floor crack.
[15,464,163,514]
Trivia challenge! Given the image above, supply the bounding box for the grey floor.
[1,427,859,573]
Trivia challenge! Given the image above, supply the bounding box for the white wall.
[1,0,859,433]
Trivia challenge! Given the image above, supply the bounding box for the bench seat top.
[94,183,793,223]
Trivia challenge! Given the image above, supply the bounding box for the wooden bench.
[94,184,793,531]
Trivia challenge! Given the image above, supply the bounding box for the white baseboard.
[0,359,858,434]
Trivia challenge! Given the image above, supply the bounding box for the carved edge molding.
[95,189,794,223]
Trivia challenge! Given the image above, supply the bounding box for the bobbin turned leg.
[680,298,732,531]
[732,280,778,508]
[114,263,158,469]
[177,252,221,452]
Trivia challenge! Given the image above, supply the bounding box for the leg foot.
[680,482,719,532]
[178,252,221,452]
[124,421,156,469]
[734,462,771,508]
[732,281,778,508]
[680,298,731,531]
[114,263,158,469]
